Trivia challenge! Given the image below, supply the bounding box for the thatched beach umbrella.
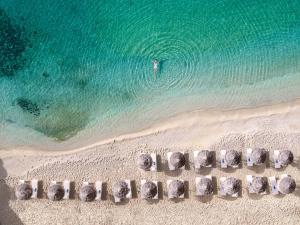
[252,177,268,194]
[79,185,97,202]
[137,154,152,170]
[197,150,213,167]
[196,178,213,196]
[168,180,185,198]
[278,150,294,166]
[15,183,32,200]
[278,177,296,194]
[141,181,157,199]
[113,181,130,199]
[47,184,65,201]
[251,148,267,165]
[225,150,241,167]
[222,177,240,195]
[170,152,185,169]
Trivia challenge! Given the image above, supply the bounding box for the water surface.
[0,0,300,149]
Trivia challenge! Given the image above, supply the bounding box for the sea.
[0,0,300,150]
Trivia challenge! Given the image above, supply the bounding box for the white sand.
[1,100,300,225]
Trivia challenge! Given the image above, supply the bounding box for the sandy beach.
[1,99,300,225]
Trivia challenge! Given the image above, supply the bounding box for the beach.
[1,99,300,225]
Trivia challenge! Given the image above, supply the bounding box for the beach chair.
[246,175,267,195]
[194,150,213,169]
[269,176,279,195]
[270,174,296,195]
[50,180,70,200]
[113,180,132,203]
[195,175,213,196]
[81,181,102,201]
[141,180,158,200]
[167,151,185,171]
[273,150,281,169]
[167,179,185,199]
[137,153,157,171]
[16,179,38,200]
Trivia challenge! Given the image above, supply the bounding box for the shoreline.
[1,95,300,225]
[1,97,300,156]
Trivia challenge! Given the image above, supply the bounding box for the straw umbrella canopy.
[278,150,294,166]
[222,177,240,195]
[278,177,296,194]
[196,177,213,195]
[170,152,185,169]
[251,148,267,165]
[113,181,129,199]
[79,184,97,202]
[47,184,65,201]
[15,183,32,200]
[168,180,185,198]
[137,154,152,170]
[141,181,157,199]
[197,150,213,167]
[225,150,241,167]
[252,177,268,194]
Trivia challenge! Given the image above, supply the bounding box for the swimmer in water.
[152,59,159,80]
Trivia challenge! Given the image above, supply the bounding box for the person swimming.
[152,59,159,79]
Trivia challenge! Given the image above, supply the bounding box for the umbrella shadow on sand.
[0,159,24,225]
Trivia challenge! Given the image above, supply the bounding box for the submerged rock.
[16,97,40,116]
[0,8,29,77]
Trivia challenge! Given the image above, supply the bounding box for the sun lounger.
[16,179,38,200]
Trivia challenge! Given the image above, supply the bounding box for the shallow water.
[0,0,300,148]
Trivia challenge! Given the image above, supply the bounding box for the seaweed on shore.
[0,8,30,77]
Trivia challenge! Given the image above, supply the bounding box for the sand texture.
[1,100,300,225]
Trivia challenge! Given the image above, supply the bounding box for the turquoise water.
[0,0,300,148]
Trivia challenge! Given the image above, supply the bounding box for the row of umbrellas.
[15,175,296,202]
[137,149,294,171]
